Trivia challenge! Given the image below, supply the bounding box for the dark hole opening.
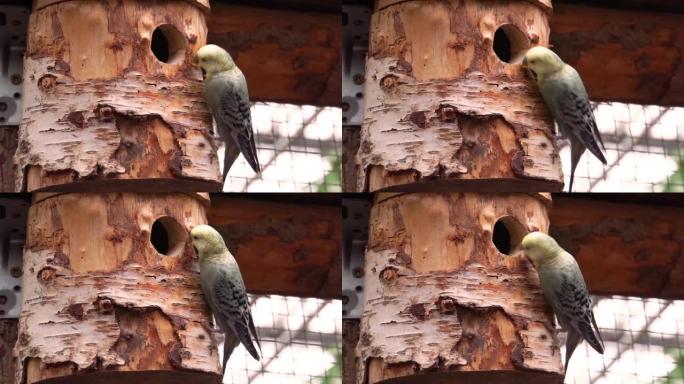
[150,220,169,255]
[493,28,512,63]
[493,24,530,64]
[492,216,527,255]
[150,216,187,257]
[0,13,5,27]
[150,24,187,64]
[492,220,511,254]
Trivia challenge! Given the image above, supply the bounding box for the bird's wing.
[555,277,604,354]
[554,85,607,164]
[212,268,261,361]
[217,78,260,174]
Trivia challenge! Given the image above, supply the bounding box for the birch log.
[15,193,221,384]
[356,192,563,383]
[356,0,563,192]
[15,0,221,192]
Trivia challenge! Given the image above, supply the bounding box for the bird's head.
[190,224,227,261]
[521,46,564,81]
[193,44,236,81]
[520,231,560,269]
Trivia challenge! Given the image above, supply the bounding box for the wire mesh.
[565,295,684,384]
[559,102,684,192]
[223,295,342,384]
[223,102,342,193]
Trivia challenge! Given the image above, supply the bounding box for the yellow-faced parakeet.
[522,46,606,192]
[191,224,261,374]
[521,231,604,372]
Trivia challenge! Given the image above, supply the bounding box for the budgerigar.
[194,44,260,182]
[522,46,606,192]
[191,224,261,374]
[521,231,604,373]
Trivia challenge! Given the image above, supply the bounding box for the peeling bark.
[16,0,221,192]
[356,0,563,192]
[357,193,563,383]
[16,193,220,384]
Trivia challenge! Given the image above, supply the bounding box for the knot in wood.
[438,105,457,122]
[438,297,456,314]
[96,298,114,315]
[38,74,57,92]
[380,74,399,91]
[38,267,56,283]
[409,111,427,128]
[380,267,398,283]
[95,105,115,122]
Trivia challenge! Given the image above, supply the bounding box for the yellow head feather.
[190,224,227,262]
[193,44,236,81]
[520,231,561,268]
[522,46,564,81]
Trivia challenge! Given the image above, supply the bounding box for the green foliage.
[317,152,342,192]
[663,153,684,192]
[319,346,342,384]
[662,348,684,383]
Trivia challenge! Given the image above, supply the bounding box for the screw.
[342,295,349,305]
[0,295,7,305]
[10,267,22,278]
[10,74,22,85]
[352,267,364,278]
[353,73,364,85]
[0,103,7,112]
[342,102,350,112]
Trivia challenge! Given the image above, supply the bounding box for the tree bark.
[0,127,18,192]
[356,0,562,192]
[0,319,18,384]
[15,0,221,193]
[16,193,221,384]
[356,192,562,384]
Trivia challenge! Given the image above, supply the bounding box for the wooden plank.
[207,4,341,106]
[207,195,341,299]
[550,195,684,299]
[550,2,684,106]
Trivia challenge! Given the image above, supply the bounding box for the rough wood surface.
[16,0,222,192]
[0,127,18,192]
[207,3,341,106]
[207,195,341,299]
[17,193,221,384]
[357,193,562,383]
[356,0,562,192]
[343,319,360,384]
[550,195,684,300]
[0,319,18,384]
[342,126,360,193]
[551,2,684,106]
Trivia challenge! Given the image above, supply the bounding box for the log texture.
[16,193,221,384]
[207,3,341,107]
[207,195,341,299]
[15,0,222,192]
[357,193,562,383]
[550,195,684,300]
[356,0,563,192]
[551,2,684,106]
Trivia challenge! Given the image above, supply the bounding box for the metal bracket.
[342,196,370,319]
[0,196,28,319]
[342,5,371,127]
[0,5,29,126]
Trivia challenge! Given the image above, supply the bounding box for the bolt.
[342,102,350,112]
[10,74,22,85]
[353,73,365,85]
[352,267,364,278]
[0,103,7,112]
[0,295,6,305]
[342,295,349,305]
[10,267,22,278]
